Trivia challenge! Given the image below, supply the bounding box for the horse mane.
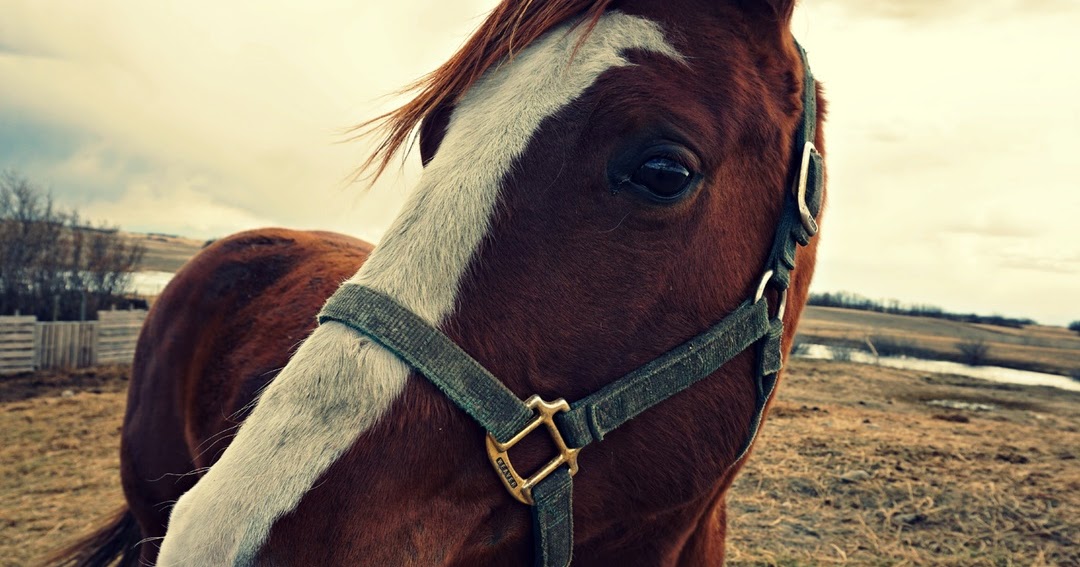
[349,0,615,183]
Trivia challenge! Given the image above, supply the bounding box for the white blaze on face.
[156,12,683,565]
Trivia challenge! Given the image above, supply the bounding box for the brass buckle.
[485,395,581,505]
[794,141,820,237]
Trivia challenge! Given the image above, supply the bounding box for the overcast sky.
[1,1,1077,325]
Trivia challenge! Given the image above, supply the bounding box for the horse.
[49,0,825,564]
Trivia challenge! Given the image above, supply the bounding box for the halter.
[319,40,823,567]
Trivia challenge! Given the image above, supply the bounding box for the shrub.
[957,338,991,366]
[868,335,918,358]
[1069,321,1080,335]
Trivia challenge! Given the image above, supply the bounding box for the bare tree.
[956,338,991,366]
[0,170,144,320]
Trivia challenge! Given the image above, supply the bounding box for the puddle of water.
[926,399,996,412]
[796,344,1080,393]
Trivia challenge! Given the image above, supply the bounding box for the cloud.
[0,111,84,166]
[814,0,1077,22]
[998,255,1079,275]
[0,0,495,238]
[942,217,1041,240]
[81,181,274,238]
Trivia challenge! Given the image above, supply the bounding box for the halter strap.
[318,38,821,567]
[554,299,770,448]
[317,284,535,444]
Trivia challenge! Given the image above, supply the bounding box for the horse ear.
[418,102,453,167]
[739,0,797,23]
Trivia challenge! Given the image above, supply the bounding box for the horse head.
[157,0,824,564]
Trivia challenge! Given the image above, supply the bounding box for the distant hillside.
[122,232,204,272]
[797,306,1080,377]
[808,291,1035,328]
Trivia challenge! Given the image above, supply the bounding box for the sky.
[1,1,1077,325]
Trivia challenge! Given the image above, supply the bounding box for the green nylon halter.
[318,39,822,567]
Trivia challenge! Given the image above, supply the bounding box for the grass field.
[2,360,1077,566]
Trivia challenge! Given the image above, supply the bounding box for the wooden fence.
[96,311,146,365]
[35,321,97,370]
[0,310,147,374]
[0,315,36,375]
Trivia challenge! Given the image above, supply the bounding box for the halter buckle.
[486,395,581,505]
[795,141,820,237]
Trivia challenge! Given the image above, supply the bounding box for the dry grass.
[121,232,204,273]
[728,360,1079,566]
[0,368,128,567]
[1,361,1077,566]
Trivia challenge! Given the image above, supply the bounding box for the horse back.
[119,228,371,543]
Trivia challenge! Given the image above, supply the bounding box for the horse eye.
[630,157,694,199]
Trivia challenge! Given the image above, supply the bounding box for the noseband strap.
[318,283,537,444]
[318,39,821,567]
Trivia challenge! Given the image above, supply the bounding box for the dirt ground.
[0,367,129,567]
[726,361,1079,566]
[1,361,1077,566]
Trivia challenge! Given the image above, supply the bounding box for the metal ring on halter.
[754,269,788,320]
[754,270,774,303]
[795,141,820,237]
[776,288,788,321]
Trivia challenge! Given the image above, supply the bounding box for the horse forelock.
[353,0,617,183]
